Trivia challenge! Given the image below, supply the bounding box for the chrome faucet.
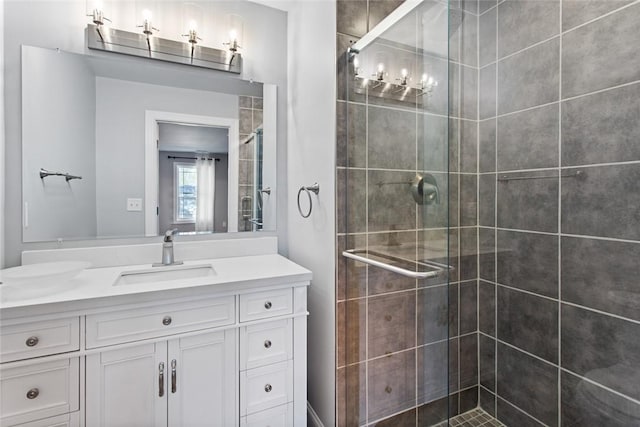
[153,229,183,267]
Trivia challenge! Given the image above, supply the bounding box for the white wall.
[285,1,336,425]
[3,0,287,267]
[0,0,5,268]
[95,77,237,237]
[22,46,97,242]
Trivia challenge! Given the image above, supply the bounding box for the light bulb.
[142,9,152,23]
[353,57,359,68]
[229,29,238,42]
[401,68,408,78]
[421,73,428,83]
[377,63,385,73]
[427,76,434,85]
[188,19,198,32]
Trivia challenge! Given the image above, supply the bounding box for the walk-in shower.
[336,0,640,425]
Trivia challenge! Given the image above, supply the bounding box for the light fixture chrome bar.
[498,170,583,182]
[342,249,445,279]
[86,24,241,74]
[39,168,82,182]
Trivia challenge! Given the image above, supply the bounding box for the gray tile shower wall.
[335,0,481,425]
[478,1,640,426]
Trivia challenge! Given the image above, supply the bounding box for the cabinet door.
[86,342,167,427]
[167,330,237,427]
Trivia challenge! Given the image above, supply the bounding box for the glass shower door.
[339,1,453,425]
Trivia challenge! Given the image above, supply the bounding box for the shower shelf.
[342,249,451,279]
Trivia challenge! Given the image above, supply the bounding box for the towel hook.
[297,183,320,218]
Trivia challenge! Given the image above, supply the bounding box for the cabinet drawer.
[0,318,79,363]
[240,403,293,427]
[239,289,292,322]
[86,296,235,348]
[241,360,293,415]
[0,358,80,426]
[240,319,292,370]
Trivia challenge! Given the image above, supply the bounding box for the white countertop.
[0,254,312,320]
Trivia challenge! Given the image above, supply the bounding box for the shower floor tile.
[433,408,506,427]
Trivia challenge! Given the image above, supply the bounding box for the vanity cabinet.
[86,330,236,427]
[0,280,308,427]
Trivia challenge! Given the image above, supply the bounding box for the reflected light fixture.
[399,68,409,86]
[376,62,385,81]
[353,57,360,76]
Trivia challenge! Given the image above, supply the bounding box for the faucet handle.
[164,228,179,242]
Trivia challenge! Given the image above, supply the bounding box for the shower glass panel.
[340,1,453,425]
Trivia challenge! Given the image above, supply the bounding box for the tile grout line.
[493,1,499,417]
[476,2,482,410]
[557,0,563,423]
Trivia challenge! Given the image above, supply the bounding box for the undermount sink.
[114,264,217,286]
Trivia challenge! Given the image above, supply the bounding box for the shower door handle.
[342,249,447,279]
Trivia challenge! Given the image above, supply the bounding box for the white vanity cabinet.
[0,276,309,427]
[85,330,237,427]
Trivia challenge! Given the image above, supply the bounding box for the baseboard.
[307,401,325,427]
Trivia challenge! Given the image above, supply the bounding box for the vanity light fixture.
[138,9,159,37]
[86,2,242,74]
[224,14,244,66]
[86,0,110,41]
[183,19,202,46]
[399,68,409,86]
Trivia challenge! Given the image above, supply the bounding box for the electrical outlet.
[127,198,143,211]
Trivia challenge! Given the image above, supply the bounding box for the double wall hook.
[297,183,320,218]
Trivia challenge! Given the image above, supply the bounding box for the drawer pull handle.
[264,340,272,349]
[25,336,39,347]
[171,359,177,394]
[264,301,272,309]
[26,388,40,399]
[264,384,272,393]
[162,316,172,326]
[159,362,165,397]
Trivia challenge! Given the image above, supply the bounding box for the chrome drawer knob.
[25,336,39,347]
[162,316,172,326]
[264,340,272,349]
[26,388,40,399]
[264,301,272,309]
[264,384,272,393]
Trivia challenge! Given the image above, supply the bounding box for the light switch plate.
[127,198,143,211]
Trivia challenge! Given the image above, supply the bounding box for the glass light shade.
[135,0,159,35]
[86,0,110,25]
[225,14,244,51]
[182,2,204,42]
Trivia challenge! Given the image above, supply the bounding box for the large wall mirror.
[21,45,276,243]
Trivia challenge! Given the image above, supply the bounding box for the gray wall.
[22,46,97,242]
[3,0,287,267]
[94,76,237,237]
[476,1,640,426]
[158,151,228,234]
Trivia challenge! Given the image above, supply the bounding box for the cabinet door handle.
[264,384,272,393]
[264,301,272,309]
[264,339,272,349]
[162,316,172,326]
[26,388,40,399]
[159,362,165,397]
[25,336,39,347]
[171,359,177,394]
